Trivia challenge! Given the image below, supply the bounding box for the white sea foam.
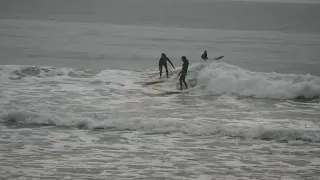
[2,63,319,100]
[196,62,320,99]
[2,109,320,143]
[1,64,319,143]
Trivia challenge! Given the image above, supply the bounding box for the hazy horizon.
[1,0,320,32]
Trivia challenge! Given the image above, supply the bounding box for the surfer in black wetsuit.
[159,53,175,78]
[178,56,189,90]
[201,50,208,60]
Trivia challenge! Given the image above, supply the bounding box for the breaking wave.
[195,62,320,100]
[1,110,320,143]
[1,64,319,100]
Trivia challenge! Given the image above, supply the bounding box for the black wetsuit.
[201,52,208,60]
[179,60,189,89]
[159,57,174,78]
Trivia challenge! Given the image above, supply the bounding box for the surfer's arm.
[167,58,175,69]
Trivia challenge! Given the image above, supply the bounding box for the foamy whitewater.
[1,62,320,179]
[1,0,320,179]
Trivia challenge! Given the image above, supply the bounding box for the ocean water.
[1,0,320,179]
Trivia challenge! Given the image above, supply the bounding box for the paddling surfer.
[201,50,208,60]
[178,56,189,90]
[159,53,175,78]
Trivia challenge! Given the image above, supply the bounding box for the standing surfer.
[201,50,208,60]
[159,53,175,78]
[177,56,189,90]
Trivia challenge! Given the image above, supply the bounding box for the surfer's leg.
[179,79,183,90]
[179,74,185,90]
[159,65,163,78]
[183,79,188,89]
[164,64,169,78]
[181,74,188,89]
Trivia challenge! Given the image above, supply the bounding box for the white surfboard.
[143,80,164,86]
[135,79,164,86]
[213,55,224,60]
[152,87,193,93]
[137,76,177,86]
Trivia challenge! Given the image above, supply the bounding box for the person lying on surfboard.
[159,53,175,78]
[201,50,208,60]
[177,56,189,90]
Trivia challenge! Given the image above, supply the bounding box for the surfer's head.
[161,53,166,57]
[181,56,187,61]
[204,50,207,53]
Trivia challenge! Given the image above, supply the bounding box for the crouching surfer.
[201,50,208,60]
[177,56,189,90]
[159,53,175,78]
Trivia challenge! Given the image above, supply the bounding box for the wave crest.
[196,62,320,99]
[2,110,319,143]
